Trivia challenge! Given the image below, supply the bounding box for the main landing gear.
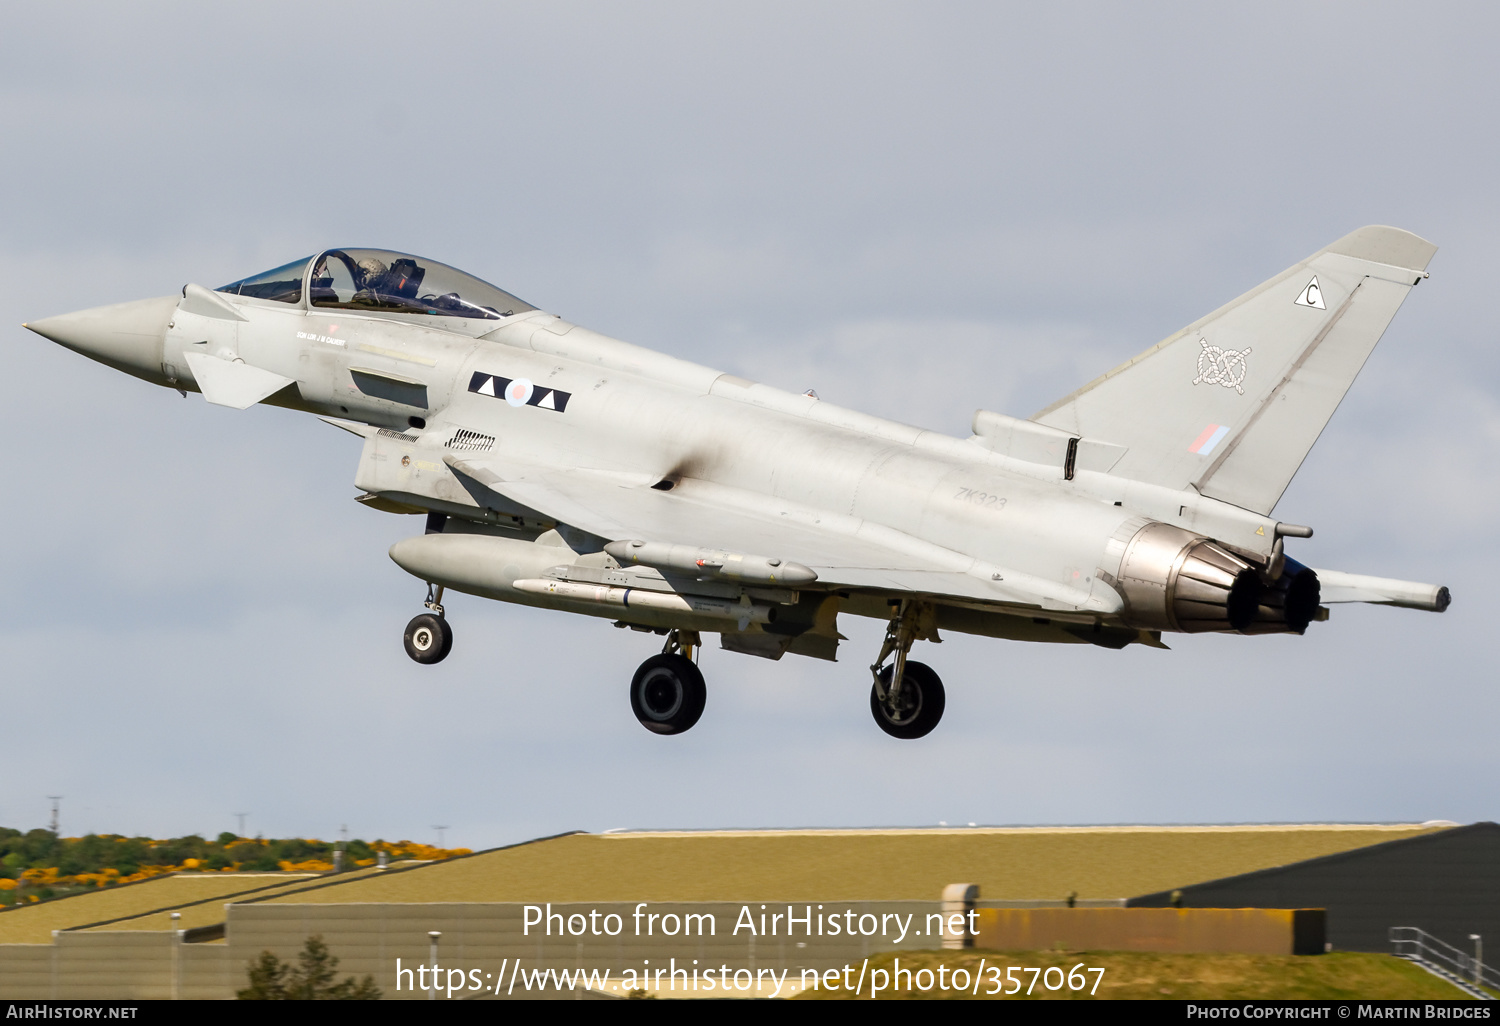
[630,630,706,736]
[869,600,946,739]
[403,584,453,665]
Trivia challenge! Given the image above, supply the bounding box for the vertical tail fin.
[1032,226,1436,514]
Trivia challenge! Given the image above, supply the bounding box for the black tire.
[404,613,452,665]
[869,660,945,739]
[630,654,707,735]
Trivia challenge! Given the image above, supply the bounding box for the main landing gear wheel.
[630,653,706,735]
[870,660,945,739]
[404,612,452,664]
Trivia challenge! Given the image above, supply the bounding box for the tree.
[238,935,380,1000]
[239,951,290,999]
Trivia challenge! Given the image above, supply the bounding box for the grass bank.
[793,949,1473,1000]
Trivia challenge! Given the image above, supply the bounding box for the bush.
[0,827,470,906]
[238,935,380,1000]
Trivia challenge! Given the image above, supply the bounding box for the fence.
[1389,926,1496,999]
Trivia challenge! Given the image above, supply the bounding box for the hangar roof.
[0,824,1454,943]
[244,824,1449,906]
[0,873,319,945]
[82,868,389,936]
[1127,821,1500,952]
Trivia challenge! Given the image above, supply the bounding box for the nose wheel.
[630,631,706,735]
[404,584,453,665]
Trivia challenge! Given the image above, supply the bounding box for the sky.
[1,2,1496,848]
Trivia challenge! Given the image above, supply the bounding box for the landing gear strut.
[403,583,453,665]
[869,601,945,738]
[630,630,706,735]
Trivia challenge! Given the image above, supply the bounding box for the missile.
[512,579,777,626]
[604,540,817,586]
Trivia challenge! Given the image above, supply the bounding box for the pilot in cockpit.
[304,248,529,318]
[357,256,426,303]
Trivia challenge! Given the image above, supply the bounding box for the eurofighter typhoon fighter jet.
[25,228,1449,738]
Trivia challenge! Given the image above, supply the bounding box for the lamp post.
[170,912,181,1000]
[428,931,441,1001]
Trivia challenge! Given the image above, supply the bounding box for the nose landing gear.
[869,600,946,738]
[630,630,706,735]
[403,584,453,665]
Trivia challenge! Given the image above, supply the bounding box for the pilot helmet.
[356,257,389,290]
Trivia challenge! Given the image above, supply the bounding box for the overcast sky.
[2,2,1495,848]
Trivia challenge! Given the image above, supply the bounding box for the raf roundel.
[467,372,572,413]
[506,378,534,407]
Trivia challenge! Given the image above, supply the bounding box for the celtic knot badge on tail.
[1192,338,1251,395]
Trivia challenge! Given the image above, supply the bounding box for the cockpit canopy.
[217,257,309,304]
[216,250,536,320]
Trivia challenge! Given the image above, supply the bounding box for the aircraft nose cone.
[25,295,177,384]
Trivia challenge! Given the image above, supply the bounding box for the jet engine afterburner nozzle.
[1114,522,1317,635]
[1239,557,1322,635]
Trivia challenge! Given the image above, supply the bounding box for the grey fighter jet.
[25,229,1450,739]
